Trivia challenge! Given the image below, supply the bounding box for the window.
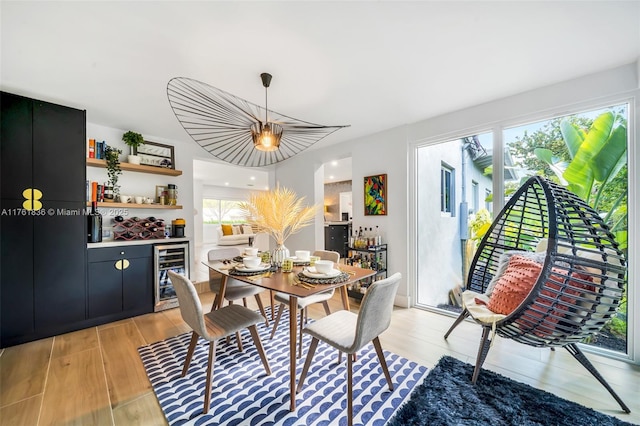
[441,164,454,215]
[202,199,247,224]
[471,180,479,214]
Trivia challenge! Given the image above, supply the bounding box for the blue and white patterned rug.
[138,308,429,425]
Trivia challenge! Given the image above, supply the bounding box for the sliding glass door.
[415,132,493,310]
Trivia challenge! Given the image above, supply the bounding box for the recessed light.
[329,175,334,179]
[250,176,256,181]
[331,161,338,166]
[225,182,229,186]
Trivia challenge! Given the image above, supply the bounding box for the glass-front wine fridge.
[154,242,190,311]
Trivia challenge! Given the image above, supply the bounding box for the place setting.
[297,259,350,284]
[229,251,275,277]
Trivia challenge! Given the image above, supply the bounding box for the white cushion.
[462,290,507,325]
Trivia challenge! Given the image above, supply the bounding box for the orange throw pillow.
[518,267,595,337]
[221,224,233,236]
[486,255,541,315]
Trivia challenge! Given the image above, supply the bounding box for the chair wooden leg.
[297,337,319,393]
[372,337,393,390]
[472,326,492,384]
[242,297,248,307]
[203,340,217,414]
[338,350,342,364]
[254,293,270,327]
[235,331,243,352]
[182,332,199,377]
[270,303,285,339]
[565,343,630,413]
[248,325,272,376]
[322,300,331,316]
[347,348,353,426]
[298,308,304,359]
[444,308,470,339]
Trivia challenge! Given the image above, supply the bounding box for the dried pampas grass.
[239,186,318,245]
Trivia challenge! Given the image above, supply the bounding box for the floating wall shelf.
[87,202,183,210]
[86,158,182,176]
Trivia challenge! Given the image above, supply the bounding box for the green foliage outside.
[508,108,629,348]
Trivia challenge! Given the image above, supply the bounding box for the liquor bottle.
[375,226,382,246]
[87,201,103,243]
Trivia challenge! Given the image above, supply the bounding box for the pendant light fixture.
[167,74,349,167]
[250,73,283,152]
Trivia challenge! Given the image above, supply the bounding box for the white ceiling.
[2,2,639,184]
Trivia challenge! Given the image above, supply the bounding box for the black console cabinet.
[324,223,350,258]
[1,92,87,347]
[88,245,153,322]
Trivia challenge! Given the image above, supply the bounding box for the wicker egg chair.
[444,176,629,413]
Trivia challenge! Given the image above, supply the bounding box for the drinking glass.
[309,255,320,266]
[282,258,294,272]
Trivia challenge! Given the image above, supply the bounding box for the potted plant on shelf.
[239,185,318,266]
[122,131,144,165]
[104,145,122,202]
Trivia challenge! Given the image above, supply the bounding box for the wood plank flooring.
[1,290,639,425]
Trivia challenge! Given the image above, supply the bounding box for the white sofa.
[216,225,256,246]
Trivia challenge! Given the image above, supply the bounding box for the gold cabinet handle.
[114,259,130,270]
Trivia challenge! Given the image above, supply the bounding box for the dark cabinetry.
[324,223,350,258]
[88,246,153,321]
[1,92,87,347]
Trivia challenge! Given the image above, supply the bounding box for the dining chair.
[168,271,272,414]
[207,247,270,327]
[269,250,340,358]
[296,272,401,426]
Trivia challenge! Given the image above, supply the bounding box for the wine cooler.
[154,242,190,311]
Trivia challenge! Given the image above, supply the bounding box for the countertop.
[87,237,190,249]
[324,221,351,226]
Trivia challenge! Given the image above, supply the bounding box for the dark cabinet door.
[88,259,123,318]
[0,92,33,200]
[87,246,153,320]
[0,206,35,343]
[33,200,87,332]
[123,256,153,314]
[33,99,86,202]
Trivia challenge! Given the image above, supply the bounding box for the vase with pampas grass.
[239,185,318,266]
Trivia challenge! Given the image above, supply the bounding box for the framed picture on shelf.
[155,185,166,203]
[364,174,387,216]
[134,140,175,169]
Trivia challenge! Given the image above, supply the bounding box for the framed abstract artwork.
[364,174,387,215]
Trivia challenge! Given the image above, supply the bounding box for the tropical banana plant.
[534,111,627,242]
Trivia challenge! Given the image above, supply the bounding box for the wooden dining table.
[203,260,376,411]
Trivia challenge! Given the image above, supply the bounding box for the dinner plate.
[302,267,342,278]
[235,263,270,272]
[289,256,310,263]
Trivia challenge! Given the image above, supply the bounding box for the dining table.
[203,259,376,411]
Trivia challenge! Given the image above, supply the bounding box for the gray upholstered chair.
[207,247,270,327]
[269,250,340,358]
[168,271,271,414]
[297,272,401,426]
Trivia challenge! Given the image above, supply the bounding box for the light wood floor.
[1,290,639,425]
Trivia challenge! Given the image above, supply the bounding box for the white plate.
[235,263,270,272]
[289,256,310,263]
[302,267,342,278]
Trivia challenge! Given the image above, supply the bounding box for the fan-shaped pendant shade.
[167,77,349,167]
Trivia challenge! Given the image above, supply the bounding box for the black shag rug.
[388,355,636,426]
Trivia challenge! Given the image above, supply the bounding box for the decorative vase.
[271,243,290,267]
[127,154,141,165]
